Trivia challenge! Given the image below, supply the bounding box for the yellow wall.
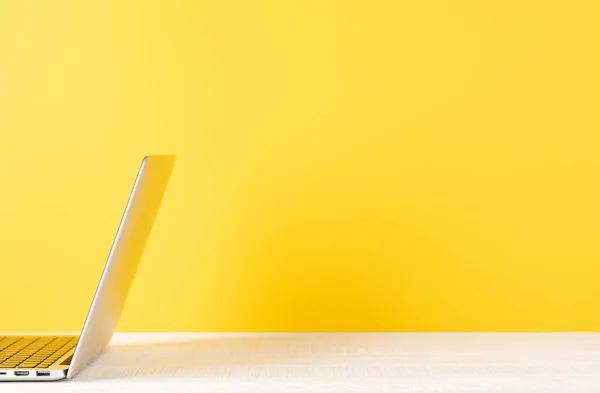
[1,1,599,332]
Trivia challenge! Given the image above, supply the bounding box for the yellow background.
[1,1,599,332]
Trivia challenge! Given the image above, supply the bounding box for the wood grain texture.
[3,333,600,392]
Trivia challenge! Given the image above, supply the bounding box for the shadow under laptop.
[74,333,383,381]
[73,332,600,382]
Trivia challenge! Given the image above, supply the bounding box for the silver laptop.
[0,155,176,381]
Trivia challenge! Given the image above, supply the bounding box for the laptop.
[0,155,176,381]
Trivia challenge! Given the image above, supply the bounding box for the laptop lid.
[66,155,176,379]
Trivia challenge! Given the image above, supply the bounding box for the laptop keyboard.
[0,336,78,369]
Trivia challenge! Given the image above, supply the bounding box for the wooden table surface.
[2,332,599,392]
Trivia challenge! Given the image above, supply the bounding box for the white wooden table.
[3,333,600,392]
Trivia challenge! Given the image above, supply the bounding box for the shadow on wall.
[208,170,464,331]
